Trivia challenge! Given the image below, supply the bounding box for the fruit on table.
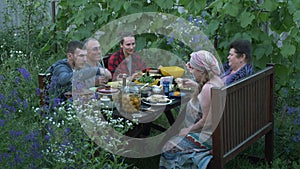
[121,94,141,113]
[173,91,181,96]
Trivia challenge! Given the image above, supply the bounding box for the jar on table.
[121,84,141,113]
[97,85,119,111]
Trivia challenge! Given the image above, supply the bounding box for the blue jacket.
[46,59,99,100]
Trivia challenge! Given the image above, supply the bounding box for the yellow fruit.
[173,91,181,96]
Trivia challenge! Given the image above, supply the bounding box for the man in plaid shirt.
[108,32,147,81]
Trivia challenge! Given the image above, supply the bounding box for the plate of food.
[142,94,172,106]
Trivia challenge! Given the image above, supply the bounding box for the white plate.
[142,98,172,106]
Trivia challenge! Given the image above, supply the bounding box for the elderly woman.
[221,39,254,85]
[159,50,224,169]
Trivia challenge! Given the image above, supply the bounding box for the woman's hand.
[178,126,192,136]
[132,71,143,80]
[175,78,198,89]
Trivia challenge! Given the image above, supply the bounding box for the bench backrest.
[210,64,274,168]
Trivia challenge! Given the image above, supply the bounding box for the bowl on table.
[152,85,162,94]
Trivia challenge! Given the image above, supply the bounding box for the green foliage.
[48,0,300,91]
[137,74,155,84]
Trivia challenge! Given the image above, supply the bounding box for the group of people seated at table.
[46,34,254,168]
[46,32,146,101]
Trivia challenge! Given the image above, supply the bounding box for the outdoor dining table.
[111,90,192,137]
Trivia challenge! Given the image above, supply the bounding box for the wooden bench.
[38,73,52,107]
[208,64,274,168]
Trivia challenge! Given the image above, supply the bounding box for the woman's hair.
[229,39,252,63]
[192,70,210,99]
[189,50,221,99]
[119,32,134,45]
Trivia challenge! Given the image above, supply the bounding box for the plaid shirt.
[108,49,146,80]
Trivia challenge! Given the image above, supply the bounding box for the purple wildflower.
[62,139,71,146]
[189,14,193,22]
[8,105,16,113]
[64,128,71,136]
[53,97,61,108]
[0,75,5,81]
[22,99,29,109]
[0,93,6,103]
[194,17,200,27]
[45,134,50,142]
[18,67,32,81]
[14,154,24,165]
[191,34,201,43]
[11,89,18,98]
[0,118,4,127]
[292,136,300,142]
[167,36,174,45]
[14,77,20,84]
[25,132,36,142]
[9,130,23,138]
[9,144,16,152]
[295,118,300,125]
[36,88,41,96]
[30,142,42,159]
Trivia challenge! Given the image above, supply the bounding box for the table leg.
[164,110,175,125]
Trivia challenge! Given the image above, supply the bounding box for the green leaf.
[110,0,123,11]
[253,43,273,58]
[34,1,41,8]
[254,55,269,70]
[180,0,206,14]
[143,4,159,12]
[239,10,255,28]
[126,1,144,14]
[154,0,174,9]
[206,20,219,35]
[254,47,265,60]
[275,64,290,86]
[224,3,240,17]
[293,11,300,21]
[288,0,300,13]
[280,44,296,57]
[208,0,223,11]
[258,11,269,22]
[262,0,278,11]
[123,1,130,11]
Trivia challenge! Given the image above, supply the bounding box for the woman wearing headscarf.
[159,50,224,169]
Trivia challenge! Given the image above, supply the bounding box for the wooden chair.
[209,64,274,168]
[38,73,51,108]
[102,55,110,68]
